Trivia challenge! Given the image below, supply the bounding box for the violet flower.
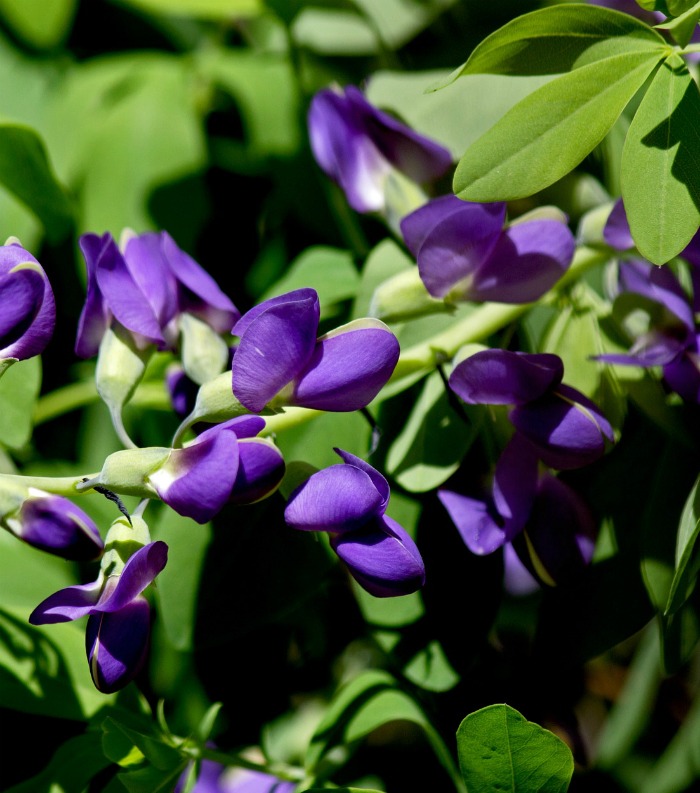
[285,449,425,597]
[76,231,239,358]
[148,416,285,523]
[308,84,452,214]
[29,534,167,693]
[3,489,103,561]
[177,760,294,793]
[449,350,614,469]
[400,195,575,304]
[0,240,55,361]
[231,288,400,413]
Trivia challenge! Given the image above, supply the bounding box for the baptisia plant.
[0,239,55,375]
[285,449,425,597]
[308,84,452,220]
[30,516,167,693]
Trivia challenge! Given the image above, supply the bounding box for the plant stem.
[0,473,99,496]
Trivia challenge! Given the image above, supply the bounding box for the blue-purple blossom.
[439,436,595,586]
[400,195,575,303]
[76,231,239,358]
[285,449,425,597]
[4,489,103,561]
[29,539,168,693]
[449,350,614,469]
[231,288,400,414]
[148,416,285,523]
[308,85,452,214]
[0,241,55,361]
[176,760,295,793]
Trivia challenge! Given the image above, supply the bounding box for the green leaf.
[109,0,262,18]
[454,50,664,202]
[117,763,187,793]
[0,356,40,450]
[101,717,182,771]
[0,124,73,240]
[667,0,698,14]
[621,54,700,264]
[385,370,475,492]
[0,0,77,48]
[456,704,574,793]
[656,1,700,47]
[403,640,460,693]
[447,4,665,80]
[666,475,700,615]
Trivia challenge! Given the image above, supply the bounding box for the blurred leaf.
[454,51,664,202]
[0,124,73,241]
[403,640,460,693]
[5,732,111,793]
[352,0,456,50]
[0,355,40,450]
[622,54,700,264]
[110,0,262,18]
[117,763,187,793]
[353,239,412,320]
[666,475,700,615]
[0,0,76,48]
[385,370,474,492]
[262,246,360,315]
[446,4,665,79]
[292,9,377,55]
[101,717,182,771]
[456,704,573,792]
[276,410,369,470]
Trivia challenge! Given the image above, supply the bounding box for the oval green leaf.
[457,704,574,793]
[455,50,664,202]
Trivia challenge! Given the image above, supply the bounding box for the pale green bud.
[179,312,229,386]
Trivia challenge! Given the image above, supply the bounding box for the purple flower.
[308,85,452,214]
[285,449,425,597]
[176,761,295,793]
[29,538,168,693]
[0,241,55,361]
[4,489,103,561]
[400,195,575,303]
[149,416,285,523]
[231,288,400,414]
[440,438,595,586]
[76,231,239,358]
[449,350,614,469]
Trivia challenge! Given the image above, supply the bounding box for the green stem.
[0,472,99,496]
[189,746,304,782]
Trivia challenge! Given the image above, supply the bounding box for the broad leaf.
[656,1,700,47]
[621,54,700,264]
[0,0,77,48]
[0,356,40,450]
[666,474,700,615]
[448,4,665,79]
[457,704,574,793]
[454,50,664,202]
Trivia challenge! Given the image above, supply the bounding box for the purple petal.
[29,578,103,625]
[404,198,505,299]
[503,543,540,596]
[467,219,574,303]
[596,329,687,367]
[438,489,508,554]
[95,541,168,613]
[86,596,151,693]
[330,515,425,598]
[334,448,390,511]
[92,234,168,349]
[230,439,285,505]
[291,322,399,411]
[160,232,240,333]
[0,263,54,360]
[449,350,564,405]
[663,340,700,402]
[195,415,266,444]
[149,433,240,523]
[618,259,693,329]
[232,290,320,413]
[219,769,296,793]
[284,464,384,532]
[510,384,613,469]
[75,233,111,358]
[491,434,539,532]
[603,198,634,250]
[167,365,199,418]
[13,493,103,561]
[122,232,179,331]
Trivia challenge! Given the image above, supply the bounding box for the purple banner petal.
[438,489,508,554]
[334,448,390,511]
[76,233,111,358]
[230,439,285,505]
[95,541,168,613]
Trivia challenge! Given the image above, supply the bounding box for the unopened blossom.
[449,350,614,469]
[3,489,103,561]
[30,521,167,693]
[400,195,575,304]
[76,230,238,358]
[231,288,400,414]
[308,85,452,214]
[0,241,55,361]
[285,449,425,597]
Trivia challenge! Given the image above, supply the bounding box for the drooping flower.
[2,488,103,561]
[0,240,55,362]
[75,231,239,358]
[231,288,400,414]
[449,350,613,469]
[285,449,425,597]
[308,84,452,214]
[29,518,167,693]
[400,195,575,304]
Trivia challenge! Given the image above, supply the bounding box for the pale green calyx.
[0,479,29,520]
[370,268,453,323]
[101,515,152,577]
[84,447,171,498]
[180,312,230,386]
